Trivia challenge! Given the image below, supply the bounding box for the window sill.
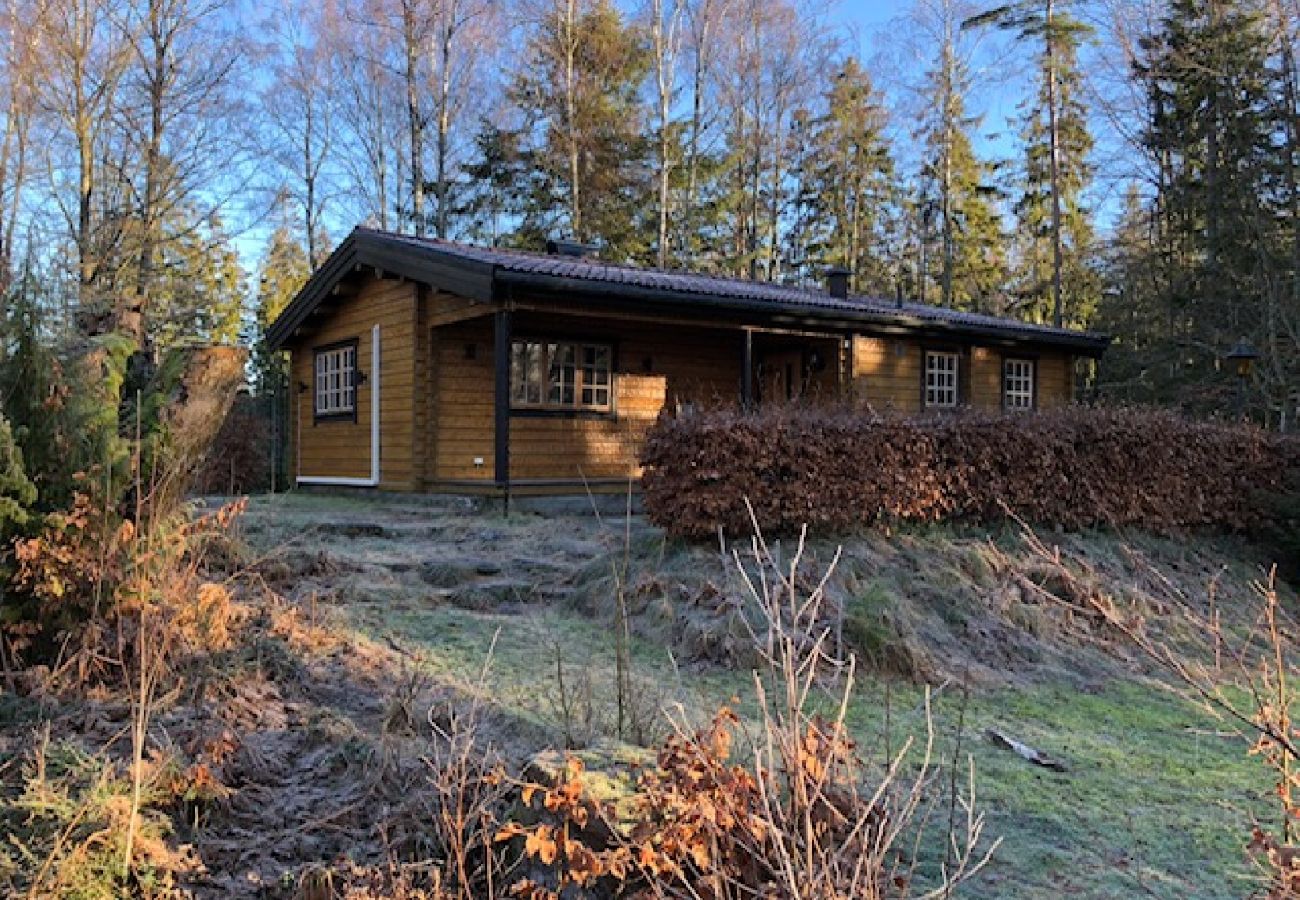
[510,407,616,421]
[314,411,358,424]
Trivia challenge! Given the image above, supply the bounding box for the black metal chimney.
[826,266,851,299]
[546,238,600,259]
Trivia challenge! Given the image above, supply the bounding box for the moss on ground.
[225,492,1283,899]
[344,593,1266,898]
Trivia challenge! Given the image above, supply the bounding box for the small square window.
[314,341,357,418]
[924,351,959,408]
[1004,358,1035,410]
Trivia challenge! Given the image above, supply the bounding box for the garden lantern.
[1225,338,1258,417]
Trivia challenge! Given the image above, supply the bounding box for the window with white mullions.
[580,345,611,407]
[1003,358,1035,410]
[314,342,357,417]
[510,339,613,412]
[924,350,960,408]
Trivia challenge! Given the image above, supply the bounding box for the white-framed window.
[510,339,613,412]
[1003,358,1035,410]
[924,350,960,408]
[314,340,357,418]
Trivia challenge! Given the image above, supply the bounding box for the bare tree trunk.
[433,0,456,238]
[767,100,785,281]
[133,0,171,352]
[376,70,389,230]
[40,0,129,315]
[560,0,582,238]
[651,0,681,267]
[1045,0,1064,327]
[684,0,712,259]
[1205,0,1222,320]
[403,0,425,236]
[941,38,955,308]
[0,0,32,293]
[77,53,96,301]
[304,100,319,267]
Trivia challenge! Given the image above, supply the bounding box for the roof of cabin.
[266,226,1110,355]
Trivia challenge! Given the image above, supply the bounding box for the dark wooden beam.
[493,309,512,502]
[741,328,753,410]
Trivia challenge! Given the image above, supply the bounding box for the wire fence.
[193,370,289,497]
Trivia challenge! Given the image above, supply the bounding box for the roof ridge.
[347,226,1107,344]
[357,224,836,294]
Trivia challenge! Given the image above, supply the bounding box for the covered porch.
[423,301,849,496]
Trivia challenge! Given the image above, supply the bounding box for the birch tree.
[645,0,684,266]
[678,0,723,260]
[0,0,38,293]
[121,0,244,346]
[713,0,823,279]
[36,0,131,310]
[332,19,398,229]
[263,0,337,268]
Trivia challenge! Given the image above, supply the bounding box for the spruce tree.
[1128,0,1282,409]
[148,213,246,354]
[966,0,1097,326]
[917,14,1007,312]
[799,60,896,295]
[509,0,652,259]
[251,223,310,397]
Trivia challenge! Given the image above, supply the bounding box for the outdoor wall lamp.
[1225,337,1258,418]
[1226,338,1258,379]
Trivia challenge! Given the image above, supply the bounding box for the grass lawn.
[337,595,1268,899]
[241,492,1278,899]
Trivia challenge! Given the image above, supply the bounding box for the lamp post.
[1225,338,1258,419]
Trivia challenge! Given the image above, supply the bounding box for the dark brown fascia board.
[265,239,359,349]
[494,269,1111,357]
[265,229,495,350]
[268,228,1109,357]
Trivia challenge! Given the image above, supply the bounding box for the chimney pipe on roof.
[826,266,851,300]
[546,238,600,259]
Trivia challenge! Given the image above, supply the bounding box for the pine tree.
[798,60,896,295]
[1127,0,1282,410]
[917,7,1007,312]
[510,0,652,259]
[966,0,1097,326]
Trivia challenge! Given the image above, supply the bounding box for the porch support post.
[741,328,754,410]
[493,309,512,508]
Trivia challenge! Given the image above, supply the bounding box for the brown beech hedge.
[639,404,1300,539]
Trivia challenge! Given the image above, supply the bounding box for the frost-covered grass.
[234,491,1279,899]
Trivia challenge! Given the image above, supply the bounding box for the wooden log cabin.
[266,227,1109,496]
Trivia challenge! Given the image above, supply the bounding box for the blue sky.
[232,0,1132,268]
[827,0,1135,228]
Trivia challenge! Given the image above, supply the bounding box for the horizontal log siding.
[851,336,922,413]
[855,337,1075,411]
[290,274,1083,490]
[969,346,1002,408]
[1036,354,1074,407]
[288,278,417,488]
[431,316,743,482]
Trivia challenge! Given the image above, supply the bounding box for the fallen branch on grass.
[986,728,1068,773]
